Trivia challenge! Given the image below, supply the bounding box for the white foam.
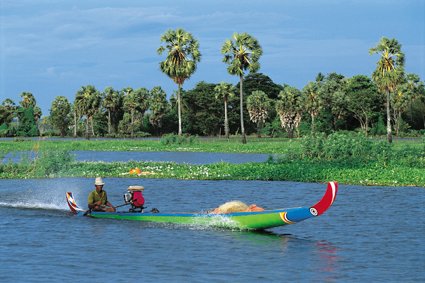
[191,214,246,230]
[0,201,68,211]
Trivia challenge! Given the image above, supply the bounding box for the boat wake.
[192,214,242,229]
[0,187,71,211]
[0,200,68,211]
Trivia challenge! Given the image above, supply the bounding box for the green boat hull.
[88,207,314,230]
[67,182,338,230]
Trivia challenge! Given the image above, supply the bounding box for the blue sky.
[1,0,424,116]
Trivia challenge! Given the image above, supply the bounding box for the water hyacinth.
[0,135,424,187]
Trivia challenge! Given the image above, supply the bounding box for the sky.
[1,0,424,116]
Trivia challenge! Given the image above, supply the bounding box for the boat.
[66,181,337,230]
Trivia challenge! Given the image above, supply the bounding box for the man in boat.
[88,177,116,212]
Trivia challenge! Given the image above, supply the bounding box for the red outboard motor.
[123,186,146,212]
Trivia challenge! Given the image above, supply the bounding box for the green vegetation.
[1,135,424,187]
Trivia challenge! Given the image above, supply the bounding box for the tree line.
[0,31,424,142]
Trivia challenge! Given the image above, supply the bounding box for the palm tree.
[123,87,149,138]
[149,86,168,133]
[246,90,270,138]
[71,103,80,138]
[33,106,42,123]
[315,72,325,85]
[50,96,71,138]
[75,85,101,140]
[40,116,51,133]
[157,27,201,136]
[369,37,405,143]
[321,76,348,130]
[276,86,303,138]
[214,82,236,139]
[390,84,411,136]
[418,81,425,128]
[301,81,324,134]
[221,32,263,144]
[406,73,420,122]
[1,98,16,126]
[19,92,36,109]
[2,98,15,110]
[102,87,120,134]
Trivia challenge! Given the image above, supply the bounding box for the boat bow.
[311,181,338,216]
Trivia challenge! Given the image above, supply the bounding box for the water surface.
[2,151,269,164]
[0,178,423,282]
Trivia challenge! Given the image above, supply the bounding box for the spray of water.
[0,178,85,211]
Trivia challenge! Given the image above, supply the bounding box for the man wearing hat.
[88,177,116,212]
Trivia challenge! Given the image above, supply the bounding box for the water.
[2,151,270,164]
[0,177,423,282]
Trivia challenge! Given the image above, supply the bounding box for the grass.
[0,136,421,154]
[0,136,297,154]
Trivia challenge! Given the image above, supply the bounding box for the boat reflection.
[218,230,342,281]
[313,241,343,281]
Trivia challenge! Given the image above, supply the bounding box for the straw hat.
[94,177,105,185]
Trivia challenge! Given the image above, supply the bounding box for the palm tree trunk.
[91,118,94,136]
[73,111,77,138]
[131,108,134,139]
[365,116,368,137]
[240,75,246,144]
[178,83,182,136]
[386,89,392,143]
[257,122,261,139]
[289,127,294,139]
[311,113,315,134]
[421,100,425,129]
[224,98,229,139]
[108,110,111,134]
[85,118,90,140]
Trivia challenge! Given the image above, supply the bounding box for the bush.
[160,133,199,146]
[34,151,76,176]
[41,130,60,137]
[0,123,17,137]
[16,107,40,137]
[370,114,386,136]
[299,132,393,163]
[134,131,152,138]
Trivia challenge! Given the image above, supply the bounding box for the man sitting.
[88,177,116,212]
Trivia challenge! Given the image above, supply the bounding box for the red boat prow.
[311,182,338,216]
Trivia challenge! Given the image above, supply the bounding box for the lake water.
[0,177,423,282]
[2,151,270,164]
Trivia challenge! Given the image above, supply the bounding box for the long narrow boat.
[66,182,337,230]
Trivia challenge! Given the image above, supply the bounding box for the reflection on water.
[314,241,342,281]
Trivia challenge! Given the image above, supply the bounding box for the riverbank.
[1,138,291,154]
[0,136,422,154]
[1,158,424,187]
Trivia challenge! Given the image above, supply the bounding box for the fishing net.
[211,201,265,214]
[214,201,248,214]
